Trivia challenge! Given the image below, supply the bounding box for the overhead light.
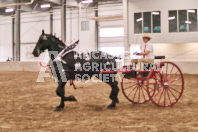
[168,16,175,20]
[136,18,143,22]
[82,0,93,3]
[41,4,50,8]
[188,10,195,13]
[185,21,192,24]
[152,12,160,15]
[5,8,14,13]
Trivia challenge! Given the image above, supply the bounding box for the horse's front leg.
[54,81,66,111]
[54,81,77,112]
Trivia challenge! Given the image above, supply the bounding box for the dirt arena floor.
[0,71,198,132]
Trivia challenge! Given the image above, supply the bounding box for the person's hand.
[133,52,137,55]
[133,52,140,55]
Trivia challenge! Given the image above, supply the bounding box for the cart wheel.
[121,77,150,104]
[147,61,184,107]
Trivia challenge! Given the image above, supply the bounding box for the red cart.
[120,56,184,107]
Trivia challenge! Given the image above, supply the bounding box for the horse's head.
[32,30,51,57]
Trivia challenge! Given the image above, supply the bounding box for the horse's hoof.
[53,107,64,112]
[69,95,77,102]
[116,98,119,104]
[107,105,115,110]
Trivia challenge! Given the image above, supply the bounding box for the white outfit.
[131,41,154,71]
[141,41,154,59]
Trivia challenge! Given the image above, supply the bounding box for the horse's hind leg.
[107,80,119,109]
[96,74,119,109]
[54,81,77,112]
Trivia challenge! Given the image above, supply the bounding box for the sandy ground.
[0,71,198,132]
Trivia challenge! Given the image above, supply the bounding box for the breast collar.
[50,40,79,64]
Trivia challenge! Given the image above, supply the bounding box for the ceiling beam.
[0,0,35,8]
[47,0,61,5]
[89,15,123,21]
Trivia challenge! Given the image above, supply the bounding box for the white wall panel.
[0,16,12,61]
[52,8,96,53]
[20,12,50,62]
[129,0,198,44]
[79,20,96,52]
[52,9,61,38]
[98,3,123,17]
[21,12,50,43]
[129,0,198,61]
[99,20,123,27]
[98,3,124,54]
[99,20,124,48]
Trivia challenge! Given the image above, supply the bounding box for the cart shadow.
[124,102,159,109]
[85,104,106,111]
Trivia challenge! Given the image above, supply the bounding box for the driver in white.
[132,33,154,71]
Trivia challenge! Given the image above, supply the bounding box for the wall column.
[15,0,21,61]
[95,3,99,51]
[50,13,53,34]
[61,0,66,42]
[123,0,130,65]
[12,17,15,61]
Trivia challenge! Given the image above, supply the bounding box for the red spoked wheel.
[121,77,150,104]
[147,61,184,107]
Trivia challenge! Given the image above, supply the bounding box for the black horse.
[32,30,120,111]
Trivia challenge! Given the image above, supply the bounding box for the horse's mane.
[47,34,66,48]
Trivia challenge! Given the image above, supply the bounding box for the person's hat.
[142,33,152,39]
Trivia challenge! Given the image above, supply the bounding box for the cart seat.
[139,56,165,77]
[155,56,165,59]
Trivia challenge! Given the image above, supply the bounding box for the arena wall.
[153,43,198,61]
